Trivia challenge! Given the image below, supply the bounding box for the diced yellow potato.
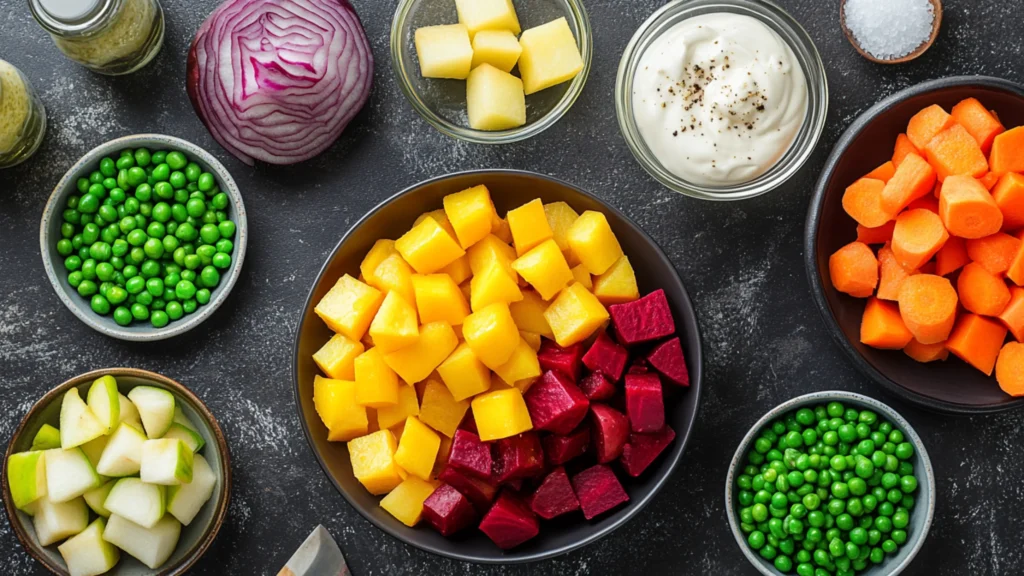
[544,202,580,252]
[466,64,526,131]
[433,435,454,477]
[369,292,420,353]
[411,274,471,326]
[518,17,584,95]
[383,321,459,384]
[470,261,523,311]
[396,217,466,274]
[312,333,364,380]
[394,417,441,480]
[436,342,491,401]
[467,234,517,277]
[471,389,533,441]
[455,0,520,37]
[543,282,609,347]
[509,290,553,338]
[315,275,385,342]
[349,430,403,495]
[492,213,513,244]
[592,255,640,305]
[571,264,592,289]
[419,380,469,438]
[507,199,554,256]
[314,376,369,441]
[380,476,438,527]
[414,209,459,241]
[377,385,420,430]
[462,302,521,369]
[519,330,542,351]
[443,185,495,249]
[440,255,472,286]
[471,30,522,73]
[360,240,398,287]
[367,253,417,308]
[414,24,473,79]
[512,239,573,300]
[354,348,400,408]
[493,337,541,389]
[566,210,623,275]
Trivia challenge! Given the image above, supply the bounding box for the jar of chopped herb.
[0,59,46,169]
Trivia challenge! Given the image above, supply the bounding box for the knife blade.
[277,525,350,576]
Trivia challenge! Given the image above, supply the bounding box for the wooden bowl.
[840,0,942,64]
[2,368,232,575]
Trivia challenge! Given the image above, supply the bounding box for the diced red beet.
[625,372,664,433]
[628,360,649,375]
[422,484,478,536]
[537,341,584,382]
[491,432,545,485]
[646,337,690,386]
[571,464,630,520]
[523,371,590,435]
[578,371,616,401]
[581,331,628,381]
[609,289,676,346]
[619,426,677,477]
[589,404,629,463]
[478,491,540,550]
[529,467,580,519]
[542,425,590,466]
[448,430,492,480]
[438,466,497,511]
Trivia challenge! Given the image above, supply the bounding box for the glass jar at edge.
[0,59,46,169]
[28,0,164,75]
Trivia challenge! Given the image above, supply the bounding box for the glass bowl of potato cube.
[390,0,592,143]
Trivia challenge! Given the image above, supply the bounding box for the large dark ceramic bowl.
[293,170,703,563]
[806,76,1024,414]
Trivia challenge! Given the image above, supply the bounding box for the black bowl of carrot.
[806,76,1024,414]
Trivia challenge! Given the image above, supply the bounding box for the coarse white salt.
[845,0,935,60]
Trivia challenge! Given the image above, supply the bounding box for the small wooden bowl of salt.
[840,0,942,64]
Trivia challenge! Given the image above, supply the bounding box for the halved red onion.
[187,0,373,165]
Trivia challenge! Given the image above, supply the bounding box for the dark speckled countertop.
[1,0,1022,574]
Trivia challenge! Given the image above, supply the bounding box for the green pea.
[891,530,907,545]
[196,288,211,305]
[900,475,918,493]
[129,303,149,320]
[125,276,145,295]
[184,162,201,182]
[99,157,116,177]
[133,148,151,167]
[63,208,82,225]
[166,301,184,320]
[199,223,220,244]
[218,220,236,238]
[822,431,839,446]
[881,539,897,553]
[80,259,97,281]
[57,239,73,256]
[895,442,914,460]
[151,202,171,223]
[171,204,188,223]
[194,171,216,193]
[151,310,169,328]
[875,516,893,533]
[140,259,161,278]
[748,530,766,550]
[152,163,171,182]
[211,252,231,269]
[96,263,115,282]
[142,238,164,259]
[78,194,99,214]
[126,167,146,187]
[774,555,793,572]
[185,197,206,218]
[111,306,131,326]
[175,189,190,204]
[169,171,187,189]
[154,181,174,200]
[166,151,187,170]
[211,192,228,210]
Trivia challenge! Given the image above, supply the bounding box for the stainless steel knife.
[277,525,350,576]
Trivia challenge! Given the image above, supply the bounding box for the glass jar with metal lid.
[0,59,46,169]
[28,0,164,75]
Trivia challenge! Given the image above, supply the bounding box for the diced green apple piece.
[80,436,109,471]
[103,514,180,570]
[83,480,116,518]
[7,451,47,511]
[86,376,120,434]
[60,389,107,449]
[31,424,62,451]
[45,449,101,503]
[162,423,205,453]
[96,423,147,477]
[33,496,88,546]
[127,387,175,439]
[118,393,143,431]
[167,454,217,526]
[57,517,120,576]
[103,478,165,529]
[172,407,198,431]
[140,439,193,485]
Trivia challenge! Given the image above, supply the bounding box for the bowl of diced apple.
[2,368,230,575]
[390,0,592,144]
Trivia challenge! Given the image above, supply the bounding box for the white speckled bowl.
[40,134,247,341]
[726,391,935,576]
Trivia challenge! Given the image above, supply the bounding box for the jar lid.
[37,0,103,22]
[28,0,116,36]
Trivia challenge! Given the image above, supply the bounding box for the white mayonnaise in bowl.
[615,0,827,201]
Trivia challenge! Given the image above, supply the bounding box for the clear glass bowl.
[390,0,592,144]
[615,0,828,201]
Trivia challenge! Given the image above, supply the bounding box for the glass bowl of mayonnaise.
[616,0,827,201]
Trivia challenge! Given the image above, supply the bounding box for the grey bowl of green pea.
[726,391,935,576]
[40,134,247,341]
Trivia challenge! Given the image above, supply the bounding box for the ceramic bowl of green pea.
[40,134,247,341]
[725,391,935,576]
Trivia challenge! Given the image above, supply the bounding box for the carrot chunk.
[989,126,1024,174]
[997,286,1024,341]
[907,104,956,150]
[842,178,893,228]
[897,274,959,344]
[829,242,879,298]
[876,244,914,301]
[966,232,1021,275]
[904,338,949,363]
[996,342,1024,396]
[857,221,896,245]
[891,209,949,270]
[946,314,1008,375]
[892,134,921,168]
[906,196,939,214]
[880,154,937,214]
[939,175,1004,239]
[950,98,1005,155]
[935,236,969,276]
[924,124,990,182]
[957,262,1011,316]
[1007,241,1024,287]
[864,161,896,183]
[978,172,1001,191]
[861,298,915,349]
[991,172,1024,230]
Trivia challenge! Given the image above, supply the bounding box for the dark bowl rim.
[2,367,233,576]
[291,168,704,564]
[804,75,1024,415]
